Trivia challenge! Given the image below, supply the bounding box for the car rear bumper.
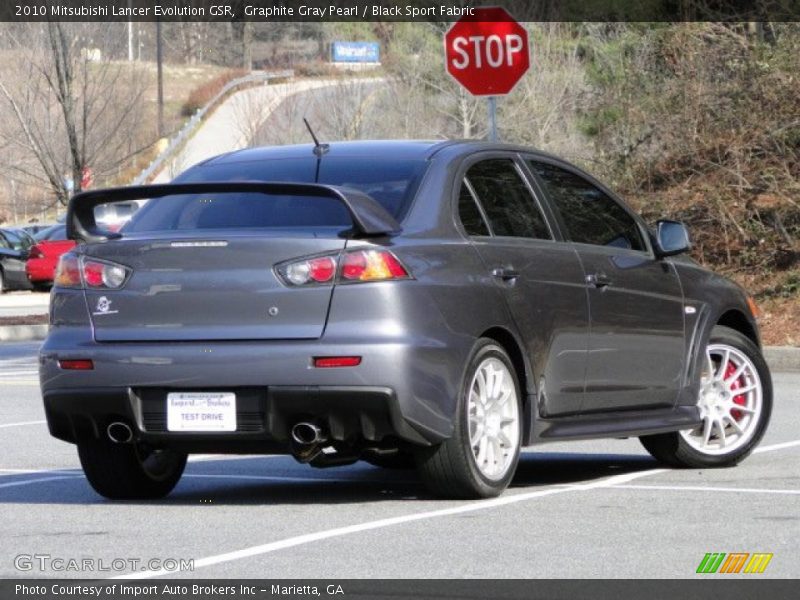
[39,329,470,450]
[25,259,54,282]
[42,385,421,454]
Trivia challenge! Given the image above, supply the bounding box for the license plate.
[166,392,236,432]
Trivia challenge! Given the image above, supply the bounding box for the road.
[151,77,384,183]
[1,341,798,579]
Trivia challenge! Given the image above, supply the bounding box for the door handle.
[586,272,612,288]
[492,267,520,282]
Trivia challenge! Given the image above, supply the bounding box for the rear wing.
[67,182,403,243]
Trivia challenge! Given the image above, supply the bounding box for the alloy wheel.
[467,357,520,480]
[680,343,763,455]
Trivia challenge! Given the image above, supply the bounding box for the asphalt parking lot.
[1,340,798,580]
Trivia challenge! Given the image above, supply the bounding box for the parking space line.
[112,467,668,580]
[612,484,800,495]
[754,439,800,453]
[0,475,82,490]
[113,435,800,580]
[0,420,46,429]
[0,468,80,474]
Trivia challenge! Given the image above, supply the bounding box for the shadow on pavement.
[0,450,662,506]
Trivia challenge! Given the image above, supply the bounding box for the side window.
[458,182,490,236]
[466,159,550,239]
[529,161,646,251]
[0,234,9,249]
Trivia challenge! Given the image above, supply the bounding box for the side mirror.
[655,220,690,257]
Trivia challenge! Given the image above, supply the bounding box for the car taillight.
[54,255,81,288]
[28,246,44,259]
[82,259,129,289]
[54,254,130,290]
[341,250,409,282]
[277,249,410,287]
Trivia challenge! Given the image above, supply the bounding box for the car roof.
[198,139,567,168]
[203,140,457,165]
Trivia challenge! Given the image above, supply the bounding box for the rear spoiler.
[67,182,402,243]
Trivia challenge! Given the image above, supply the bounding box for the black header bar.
[3,1,800,22]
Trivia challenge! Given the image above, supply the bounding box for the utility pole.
[127,0,133,60]
[156,19,164,137]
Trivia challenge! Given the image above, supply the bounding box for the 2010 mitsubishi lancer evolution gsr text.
[39,140,772,500]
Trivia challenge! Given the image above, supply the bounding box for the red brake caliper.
[724,362,746,420]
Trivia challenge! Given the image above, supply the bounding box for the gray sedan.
[39,140,772,500]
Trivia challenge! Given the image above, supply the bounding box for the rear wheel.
[415,339,522,498]
[78,436,187,500]
[0,268,5,293]
[31,282,51,293]
[640,326,772,468]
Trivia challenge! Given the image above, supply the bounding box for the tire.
[640,325,772,468]
[415,339,523,499]
[363,450,416,470]
[0,268,5,294]
[78,435,187,500]
[31,282,51,293]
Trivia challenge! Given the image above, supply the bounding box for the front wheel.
[640,326,772,468]
[415,339,522,498]
[78,436,187,500]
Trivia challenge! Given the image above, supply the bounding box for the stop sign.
[444,7,530,96]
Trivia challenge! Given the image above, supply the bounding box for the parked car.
[40,141,772,500]
[0,228,35,293]
[21,223,55,236]
[25,224,76,291]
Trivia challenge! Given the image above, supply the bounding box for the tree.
[0,22,150,206]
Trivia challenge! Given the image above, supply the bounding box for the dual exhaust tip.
[290,421,328,463]
[291,422,327,446]
[107,420,327,453]
[106,421,133,444]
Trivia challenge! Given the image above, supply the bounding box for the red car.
[26,224,76,291]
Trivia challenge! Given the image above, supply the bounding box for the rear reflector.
[313,356,362,368]
[58,359,94,370]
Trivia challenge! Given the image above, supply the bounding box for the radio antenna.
[304,118,329,157]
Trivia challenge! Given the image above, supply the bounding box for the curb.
[0,325,49,343]
[1,325,798,371]
[763,346,800,373]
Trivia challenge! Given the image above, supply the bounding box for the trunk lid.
[83,231,345,342]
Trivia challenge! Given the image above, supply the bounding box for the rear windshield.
[35,224,66,241]
[124,157,427,233]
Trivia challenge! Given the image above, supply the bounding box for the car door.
[527,159,686,412]
[0,231,29,288]
[457,155,590,417]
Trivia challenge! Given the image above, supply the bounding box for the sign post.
[444,7,530,141]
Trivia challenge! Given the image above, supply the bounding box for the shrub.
[181,69,248,116]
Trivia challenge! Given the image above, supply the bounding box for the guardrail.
[132,69,295,185]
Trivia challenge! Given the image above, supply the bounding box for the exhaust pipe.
[107,422,133,444]
[290,422,328,463]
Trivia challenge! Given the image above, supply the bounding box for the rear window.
[122,156,427,232]
[35,225,66,241]
[125,192,352,232]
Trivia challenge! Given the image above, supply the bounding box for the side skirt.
[529,405,701,444]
